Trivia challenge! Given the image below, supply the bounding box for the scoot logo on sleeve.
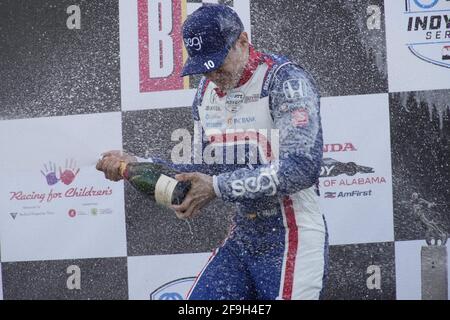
[231,168,280,197]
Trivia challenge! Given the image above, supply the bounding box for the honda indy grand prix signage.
[120,0,251,110]
[319,94,394,246]
[385,0,450,92]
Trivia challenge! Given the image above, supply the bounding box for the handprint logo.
[59,159,80,185]
[41,161,59,186]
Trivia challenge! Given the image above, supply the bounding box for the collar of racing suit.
[214,45,265,98]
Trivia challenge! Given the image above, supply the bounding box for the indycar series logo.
[404,0,450,68]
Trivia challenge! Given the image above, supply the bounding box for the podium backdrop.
[0,0,449,300]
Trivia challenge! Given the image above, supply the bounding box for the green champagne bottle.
[119,161,190,207]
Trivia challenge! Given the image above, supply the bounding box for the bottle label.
[154,174,179,207]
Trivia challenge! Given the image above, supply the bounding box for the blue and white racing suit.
[143,48,328,300]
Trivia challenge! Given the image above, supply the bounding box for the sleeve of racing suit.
[213,64,323,202]
[136,78,227,176]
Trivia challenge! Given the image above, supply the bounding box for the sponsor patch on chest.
[291,108,309,127]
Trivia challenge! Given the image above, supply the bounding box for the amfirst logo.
[324,190,373,199]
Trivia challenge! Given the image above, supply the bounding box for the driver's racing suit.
[141,46,328,300]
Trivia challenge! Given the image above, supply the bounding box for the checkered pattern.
[0,0,448,300]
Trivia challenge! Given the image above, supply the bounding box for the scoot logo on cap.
[181,4,244,77]
[184,35,203,51]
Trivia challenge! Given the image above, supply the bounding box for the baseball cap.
[181,4,244,77]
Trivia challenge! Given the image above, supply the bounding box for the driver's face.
[203,32,249,91]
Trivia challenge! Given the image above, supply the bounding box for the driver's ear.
[239,32,249,47]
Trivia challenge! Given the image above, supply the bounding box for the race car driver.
[97,4,328,300]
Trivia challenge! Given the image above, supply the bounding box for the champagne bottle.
[119,161,190,207]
